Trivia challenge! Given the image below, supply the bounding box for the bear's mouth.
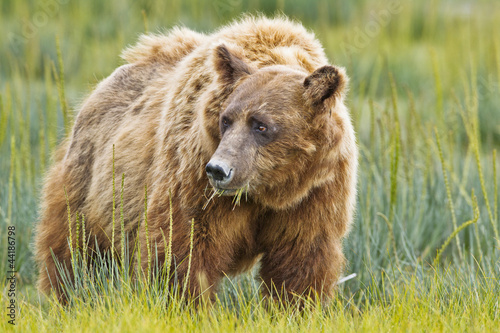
[206,181,250,197]
[207,176,249,197]
[214,188,238,196]
[203,183,250,209]
[208,184,245,197]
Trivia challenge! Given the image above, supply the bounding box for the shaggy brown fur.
[34,16,358,304]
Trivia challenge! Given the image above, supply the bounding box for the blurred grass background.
[0,0,499,331]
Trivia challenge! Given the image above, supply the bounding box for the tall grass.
[0,0,499,331]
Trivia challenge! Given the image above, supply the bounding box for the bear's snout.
[206,160,233,186]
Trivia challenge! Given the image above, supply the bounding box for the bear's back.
[213,16,328,71]
[123,16,328,73]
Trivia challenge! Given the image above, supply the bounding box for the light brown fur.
[34,16,358,304]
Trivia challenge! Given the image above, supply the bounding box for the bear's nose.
[205,160,232,183]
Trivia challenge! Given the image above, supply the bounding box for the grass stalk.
[82,214,87,272]
[112,145,116,258]
[389,120,400,223]
[0,94,8,148]
[203,188,224,210]
[44,58,57,152]
[434,127,463,259]
[232,184,248,208]
[120,173,126,273]
[495,38,500,92]
[457,85,499,246]
[144,184,151,280]
[165,190,174,283]
[23,65,33,186]
[75,212,80,250]
[52,36,70,134]
[142,9,149,33]
[388,73,400,224]
[64,187,76,281]
[431,49,444,124]
[472,123,499,245]
[493,149,498,225]
[38,100,47,173]
[377,213,399,265]
[7,135,15,224]
[181,218,195,302]
[368,98,375,150]
[433,193,480,266]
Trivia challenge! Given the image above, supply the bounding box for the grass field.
[1,0,499,331]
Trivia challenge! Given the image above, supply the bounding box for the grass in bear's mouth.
[202,184,249,209]
[231,184,249,209]
[202,186,226,209]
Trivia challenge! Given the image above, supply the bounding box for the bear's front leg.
[257,183,352,305]
[258,231,344,304]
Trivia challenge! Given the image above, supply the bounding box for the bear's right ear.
[303,65,348,112]
[213,44,255,86]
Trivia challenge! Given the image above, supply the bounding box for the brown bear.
[34,16,358,303]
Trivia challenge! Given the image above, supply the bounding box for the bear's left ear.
[213,44,255,86]
[303,65,348,111]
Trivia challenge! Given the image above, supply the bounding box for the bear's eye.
[222,118,230,128]
[256,124,267,133]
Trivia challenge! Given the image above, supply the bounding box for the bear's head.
[206,44,353,209]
